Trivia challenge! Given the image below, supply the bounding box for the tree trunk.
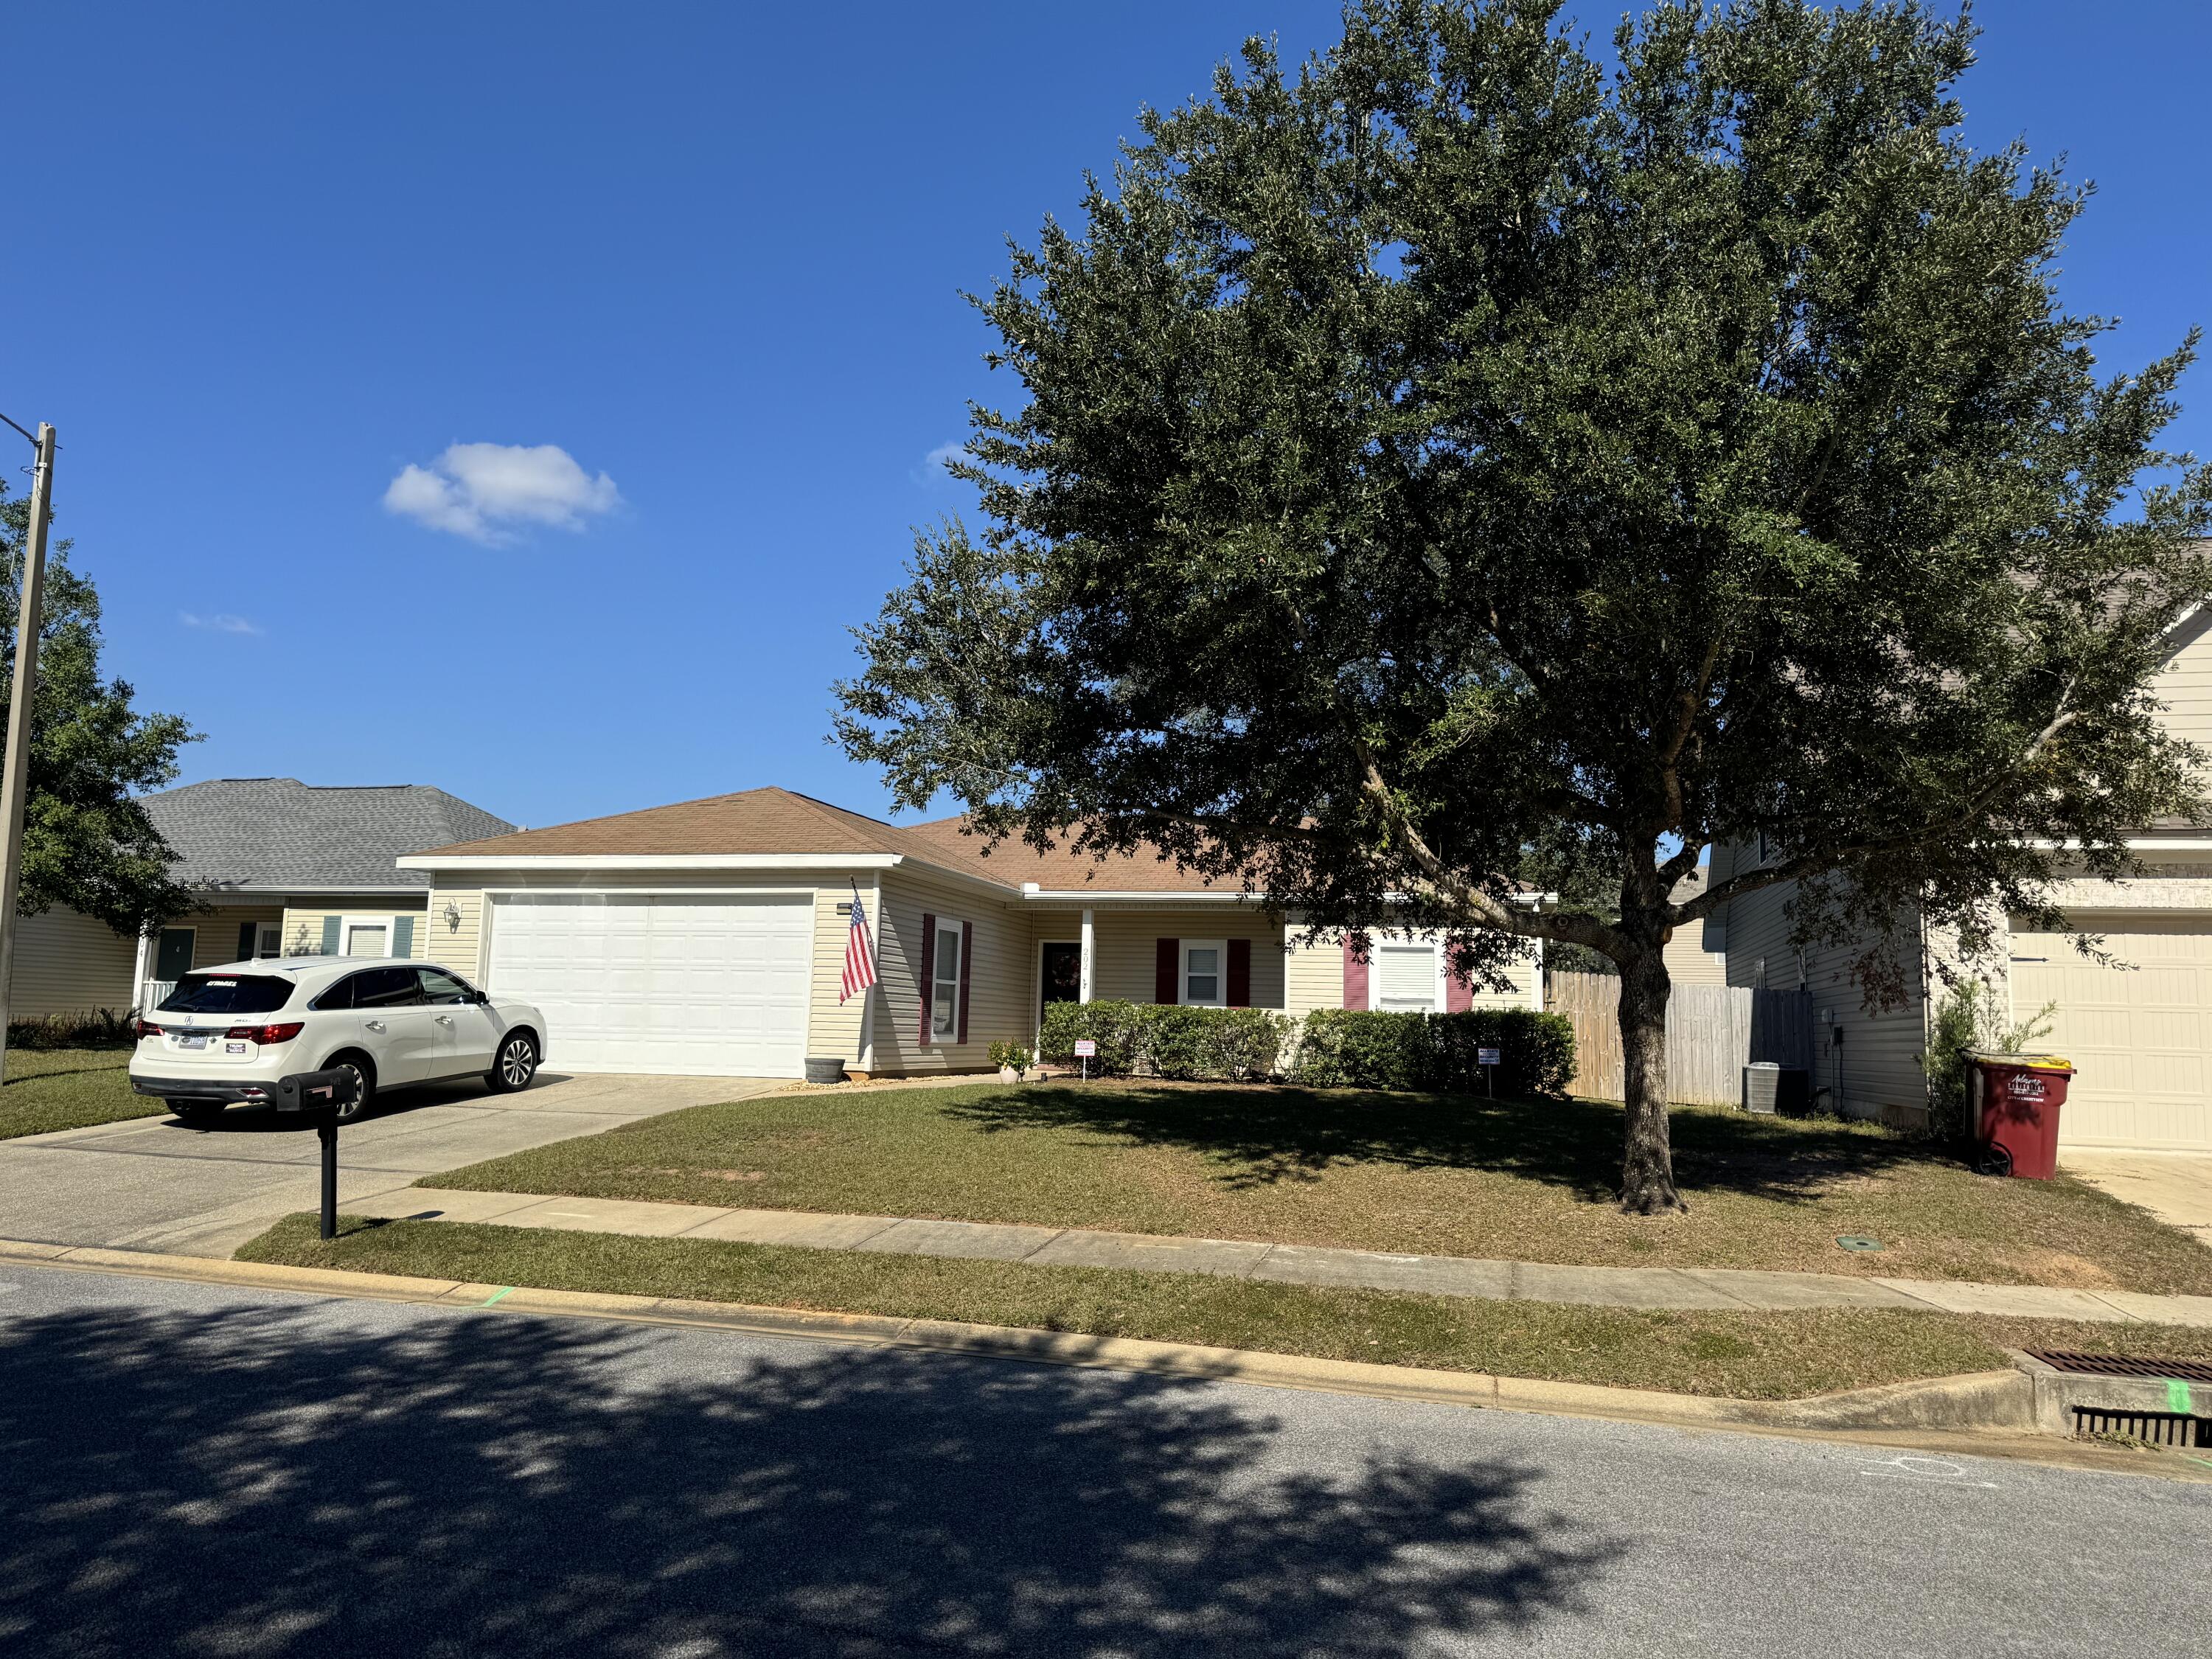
[1616,944,1684,1214]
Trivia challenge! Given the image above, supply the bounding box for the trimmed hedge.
[1036,1000,1292,1082]
[1288,1007,1576,1096]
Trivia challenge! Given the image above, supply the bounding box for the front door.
[344,964,441,1085]
[1040,942,1082,1021]
[155,928,195,983]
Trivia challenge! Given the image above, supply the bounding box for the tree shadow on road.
[0,1293,1621,1656]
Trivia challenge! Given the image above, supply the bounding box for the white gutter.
[397,852,909,872]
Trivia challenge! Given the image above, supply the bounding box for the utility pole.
[0,421,56,1088]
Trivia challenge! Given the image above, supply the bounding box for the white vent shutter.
[1375,944,1438,1012]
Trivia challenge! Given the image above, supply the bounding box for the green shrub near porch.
[1036,1000,1291,1082]
[1290,1008,1576,1097]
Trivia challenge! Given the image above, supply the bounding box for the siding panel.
[7,908,138,1018]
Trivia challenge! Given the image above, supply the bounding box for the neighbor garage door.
[2010,914,2212,1151]
[486,893,814,1077]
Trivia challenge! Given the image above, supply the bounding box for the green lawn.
[0,1045,158,1140]
[237,1212,2212,1401]
[425,1081,2212,1295]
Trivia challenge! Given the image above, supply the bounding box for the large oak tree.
[836,0,2211,1211]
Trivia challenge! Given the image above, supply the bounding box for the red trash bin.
[1966,1051,2074,1179]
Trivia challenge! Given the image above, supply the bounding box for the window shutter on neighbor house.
[392,916,417,959]
[957,920,973,1046]
[237,922,257,961]
[1341,937,1368,1009]
[918,912,936,1044]
[1155,938,1179,1004]
[320,917,342,956]
[1226,938,1251,1008]
[1444,940,1473,1014]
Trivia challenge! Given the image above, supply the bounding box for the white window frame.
[341,914,399,959]
[1371,939,1444,1013]
[1180,939,1226,1008]
[931,917,964,1043]
[255,923,282,959]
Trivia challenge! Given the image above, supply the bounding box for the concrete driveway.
[0,1071,777,1259]
[2063,1150,2212,1251]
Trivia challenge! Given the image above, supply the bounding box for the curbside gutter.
[0,1236,2194,1477]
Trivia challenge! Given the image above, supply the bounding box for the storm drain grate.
[2071,1408,2208,1447]
[2027,1350,2212,1383]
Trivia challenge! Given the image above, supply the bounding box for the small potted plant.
[989,1041,1032,1083]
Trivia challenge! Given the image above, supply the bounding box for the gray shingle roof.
[142,778,517,893]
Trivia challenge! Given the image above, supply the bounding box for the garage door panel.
[2012,921,2211,1151]
[487,894,813,1077]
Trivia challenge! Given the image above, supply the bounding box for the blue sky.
[6,1,2206,833]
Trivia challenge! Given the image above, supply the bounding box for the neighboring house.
[4,777,516,1018]
[1705,606,2212,1152]
[1662,865,1728,987]
[400,787,1545,1080]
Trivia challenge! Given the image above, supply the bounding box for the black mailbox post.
[274,1068,361,1239]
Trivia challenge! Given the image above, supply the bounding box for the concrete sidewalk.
[355,1186,2212,1328]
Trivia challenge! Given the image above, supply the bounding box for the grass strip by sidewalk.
[425,1082,2212,1295]
[0,1046,160,1141]
[237,1213,2212,1402]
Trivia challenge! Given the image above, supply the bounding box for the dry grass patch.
[425,1081,2212,1295]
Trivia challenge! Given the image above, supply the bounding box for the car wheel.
[168,1099,223,1126]
[487,1032,538,1094]
[326,1055,375,1121]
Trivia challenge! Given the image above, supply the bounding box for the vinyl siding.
[1719,869,1930,1119]
[152,908,288,975]
[1662,929,1729,987]
[870,869,1029,1074]
[279,898,428,961]
[1073,908,1288,1009]
[422,886,485,978]
[1284,926,1542,1018]
[7,908,137,1018]
[807,880,877,1068]
[2149,608,2212,751]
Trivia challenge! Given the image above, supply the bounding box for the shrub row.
[7,1008,137,1051]
[1037,1000,1293,1082]
[1034,999,1575,1096]
[1287,1006,1576,1096]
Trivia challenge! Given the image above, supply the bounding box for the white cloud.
[913,439,967,486]
[179,612,262,636]
[382,442,622,545]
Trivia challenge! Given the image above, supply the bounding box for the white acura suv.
[129,956,547,1124]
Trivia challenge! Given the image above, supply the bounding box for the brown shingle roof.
[413,786,1237,894]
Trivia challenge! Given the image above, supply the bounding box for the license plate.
[175,1033,208,1050]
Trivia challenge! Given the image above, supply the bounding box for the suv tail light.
[133,1018,163,1040]
[226,1021,306,1046]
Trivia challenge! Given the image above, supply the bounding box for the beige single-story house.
[1703,605,2212,1152]
[5,777,515,1019]
[399,787,1545,1079]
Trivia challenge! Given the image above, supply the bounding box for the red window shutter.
[1226,938,1251,1008]
[1341,936,1368,1009]
[957,921,973,1046]
[1155,938,1179,1004]
[918,912,936,1044]
[1444,940,1472,1014]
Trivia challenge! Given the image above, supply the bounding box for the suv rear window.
[159,974,296,1015]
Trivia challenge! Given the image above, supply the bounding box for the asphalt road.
[1,1265,2205,1658]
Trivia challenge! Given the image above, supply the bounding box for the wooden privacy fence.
[1546,973,1815,1105]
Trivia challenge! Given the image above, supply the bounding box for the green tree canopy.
[835,0,2211,1211]
[2,482,197,936]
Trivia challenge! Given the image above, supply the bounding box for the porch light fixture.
[442,901,462,933]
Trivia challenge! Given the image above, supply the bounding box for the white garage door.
[487,893,814,1077]
[2011,915,2212,1151]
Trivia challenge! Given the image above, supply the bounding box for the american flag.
[839,882,879,1004]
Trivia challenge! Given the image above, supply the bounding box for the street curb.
[0,1231,2039,1427]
